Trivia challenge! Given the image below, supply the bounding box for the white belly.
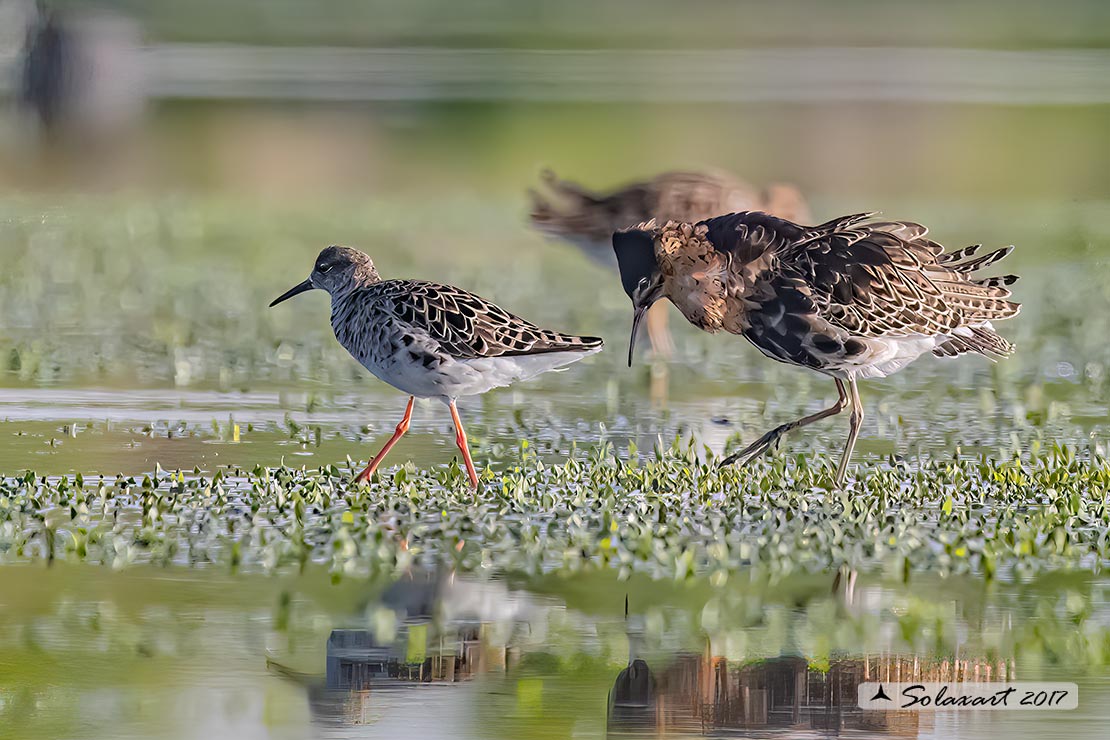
[363,346,601,400]
[849,335,938,379]
[814,334,938,380]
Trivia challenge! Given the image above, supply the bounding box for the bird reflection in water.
[268,571,531,725]
[266,573,1016,736]
[607,591,1015,738]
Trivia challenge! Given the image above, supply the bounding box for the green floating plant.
[0,441,1107,582]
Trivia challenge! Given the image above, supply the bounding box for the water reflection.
[599,575,1017,738]
[254,570,1059,739]
[323,574,503,689]
[312,624,492,726]
[1,563,1104,739]
[268,572,535,729]
[605,651,1016,738]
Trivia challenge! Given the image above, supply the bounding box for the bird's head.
[613,225,665,366]
[269,246,380,307]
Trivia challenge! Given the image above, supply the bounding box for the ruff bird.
[271,246,602,487]
[613,212,1019,486]
[529,168,810,358]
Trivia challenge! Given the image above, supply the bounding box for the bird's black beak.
[269,279,314,307]
[627,304,649,367]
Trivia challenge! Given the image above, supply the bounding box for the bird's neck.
[656,221,731,332]
[324,275,381,315]
[331,267,382,302]
[655,220,771,334]
[355,263,382,286]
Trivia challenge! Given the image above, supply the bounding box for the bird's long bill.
[269,279,314,307]
[627,305,648,367]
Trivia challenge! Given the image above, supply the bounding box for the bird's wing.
[771,215,1020,338]
[366,280,602,359]
[699,210,811,263]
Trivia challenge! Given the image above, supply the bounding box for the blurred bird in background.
[529,168,810,358]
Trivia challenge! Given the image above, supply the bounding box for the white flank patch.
[850,335,938,379]
[452,347,602,397]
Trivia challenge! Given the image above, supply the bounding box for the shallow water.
[0,193,1106,479]
[1,565,1107,740]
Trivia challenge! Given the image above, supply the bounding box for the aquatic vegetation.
[1,439,1107,582]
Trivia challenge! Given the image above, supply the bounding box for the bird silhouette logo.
[870,684,892,702]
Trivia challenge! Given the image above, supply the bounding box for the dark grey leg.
[719,380,849,468]
[834,378,864,487]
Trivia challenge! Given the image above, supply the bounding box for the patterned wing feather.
[775,218,1020,340]
[701,210,807,262]
[369,281,602,359]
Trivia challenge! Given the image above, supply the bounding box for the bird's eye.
[637,277,649,290]
[317,263,332,274]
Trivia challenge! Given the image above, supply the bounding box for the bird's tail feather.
[933,325,1015,359]
[944,245,1015,273]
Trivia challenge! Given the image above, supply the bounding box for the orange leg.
[448,400,480,488]
[354,396,415,484]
